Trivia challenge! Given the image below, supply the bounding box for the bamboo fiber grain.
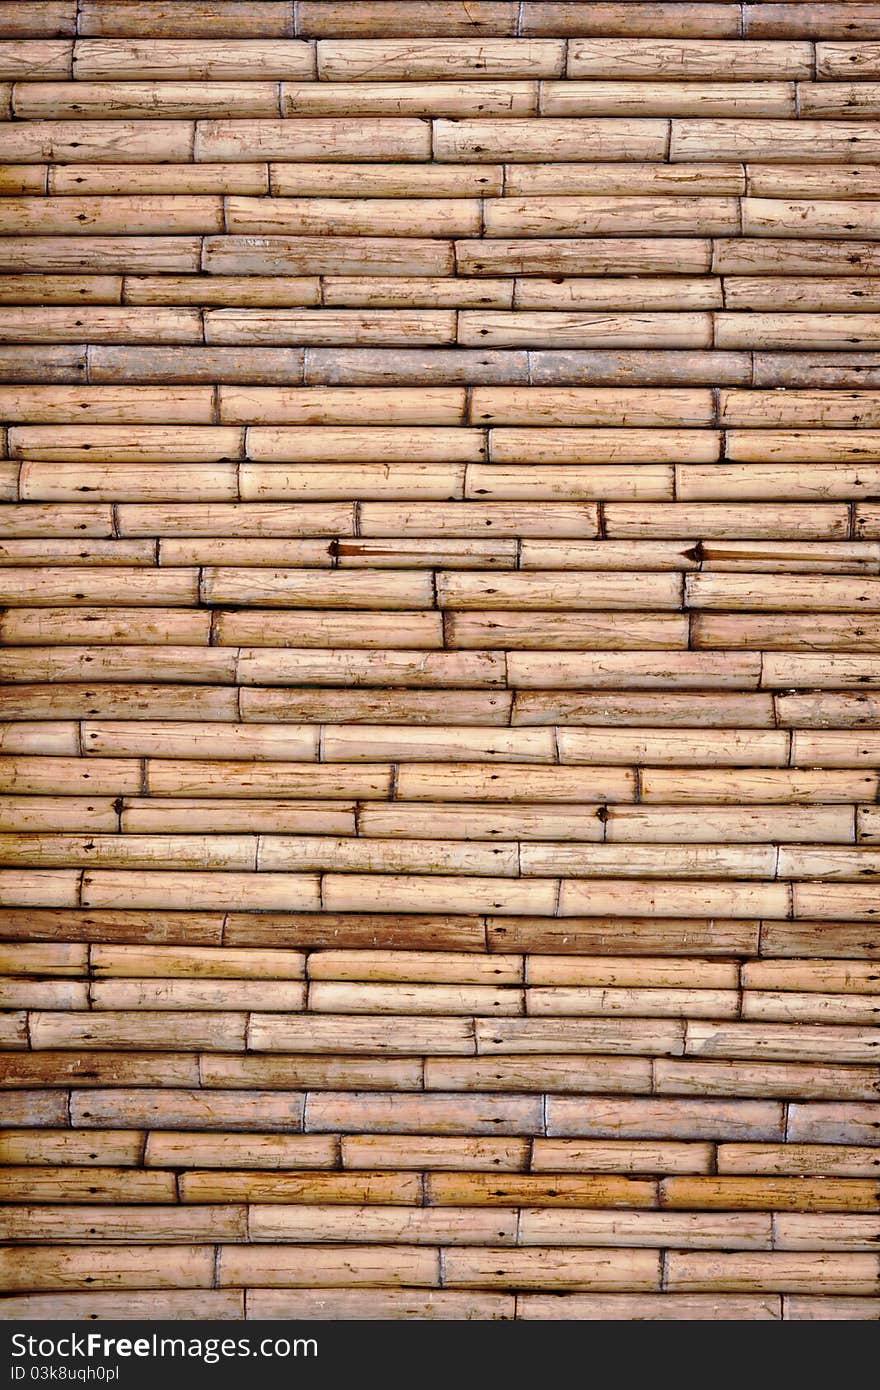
[0,0,879,1325]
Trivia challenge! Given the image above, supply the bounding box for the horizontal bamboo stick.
[512,692,774,727]
[278,896,505,954]
[318,38,565,79]
[0,1169,177,1205]
[320,874,559,916]
[218,1244,440,1287]
[0,909,227,947]
[0,980,88,1009]
[661,1176,880,1212]
[792,1111,877,1177]
[90,945,303,979]
[605,806,853,844]
[241,688,514,724]
[77,870,321,911]
[78,4,297,38]
[486,193,741,234]
[518,1209,771,1248]
[29,1010,248,1050]
[434,118,668,161]
[688,573,880,611]
[427,1174,657,1210]
[226,195,482,237]
[0,1090,66,1122]
[305,1091,541,1134]
[547,1097,783,1140]
[0,685,240,721]
[72,38,315,79]
[129,275,322,307]
[525,982,739,1014]
[419,1056,653,1094]
[0,1290,244,1318]
[671,120,880,163]
[196,118,432,161]
[237,650,508,687]
[603,502,850,539]
[248,1205,518,1244]
[0,191,231,234]
[296,3,515,40]
[774,1214,880,1252]
[50,163,271,195]
[0,1134,141,1167]
[0,646,239,682]
[0,608,202,644]
[693,614,880,651]
[743,962,880,996]
[0,1245,216,1290]
[683,1021,880,1065]
[451,610,686,647]
[471,386,714,426]
[441,1247,661,1289]
[514,280,721,310]
[507,652,763,689]
[0,275,123,305]
[245,1288,513,1318]
[306,950,521,985]
[523,846,776,880]
[717,1145,880,1178]
[665,1251,880,1294]
[473,1017,685,1056]
[271,163,504,196]
[0,239,201,274]
[0,1204,248,1242]
[818,42,880,78]
[724,279,880,312]
[460,313,715,350]
[654,1059,880,1101]
[200,1056,425,1091]
[89,979,307,1010]
[3,38,72,77]
[459,238,717,276]
[568,38,812,78]
[503,162,744,196]
[144,1134,334,1170]
[248,1011,478,1057]
[321,726,555,761]
[321,280,514,309]
[0,1051,201,1086]
[713,240,880,277]
[308,980,521,1012]
[529,1140,713,1175]
[143,761,391,797]
[640,769,878,803]
[179,1172,421,1203]
[0,120,196,163]
[71,1088,306,1129]
[207,309,458,347]
[541,83,796,119]
[485,917,759,956]
[799,85,880,120]
[0,537,155,566]
[746,10,879,40]
[358,803,601,841]
[0,941,87,974]
[204,237,454,277]
[517,1293,779,1320]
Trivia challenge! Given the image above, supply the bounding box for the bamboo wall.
[1,0,879,1323]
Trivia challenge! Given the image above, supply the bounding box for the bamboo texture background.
[1,0,880,1323]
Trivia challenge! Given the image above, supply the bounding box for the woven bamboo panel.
[0,0,879,1324]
